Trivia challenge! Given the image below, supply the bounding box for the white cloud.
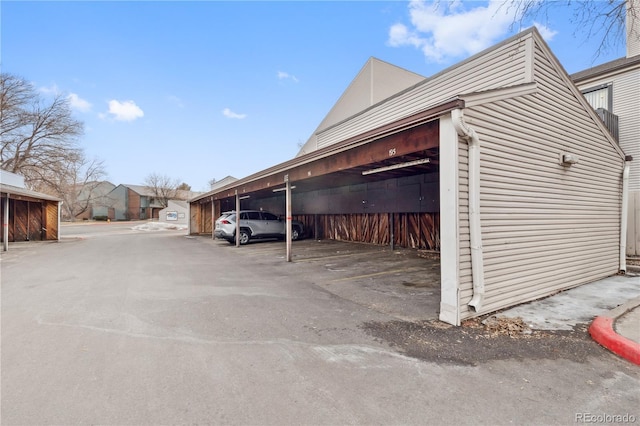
[222,108,247,119]
[278,71,299,83]
[106,100,144,122]
[533,21,558,41]
[68,93,92,112]
[388,0,529,63]
[168,95,185,108]
[39,84,61,95]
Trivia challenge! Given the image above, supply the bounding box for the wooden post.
[211,197,215,240]
[390,213,395,251]
[314,214,318,241]
[235,190,240,247]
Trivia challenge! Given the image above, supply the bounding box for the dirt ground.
[361,316,605,366]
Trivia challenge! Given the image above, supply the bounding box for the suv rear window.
[261,212,279,221]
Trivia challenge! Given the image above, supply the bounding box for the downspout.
[620,156,632,273]
[451,109,485,312]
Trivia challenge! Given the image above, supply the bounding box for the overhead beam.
[214,119,439,199]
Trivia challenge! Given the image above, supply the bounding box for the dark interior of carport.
[192,118,441,251]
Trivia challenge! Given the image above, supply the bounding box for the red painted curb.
[589,316,640,365]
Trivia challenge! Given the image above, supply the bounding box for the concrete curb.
[589,296,640,366]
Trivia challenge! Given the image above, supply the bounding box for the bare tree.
[1,73,84,188]
[502,0,639,59]
[144,173,180,208]
[32,153,108,220]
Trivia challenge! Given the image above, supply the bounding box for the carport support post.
[211,197,215,240]
[3,193,9,251]
[439,114,461,326]
[390,213,394,250]
[235,190,241,247]
[285,175,292,262]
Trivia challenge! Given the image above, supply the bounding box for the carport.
[190,29,629,326]
[190,103,452,256]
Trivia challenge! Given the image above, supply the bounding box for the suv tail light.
[221,220,232,224]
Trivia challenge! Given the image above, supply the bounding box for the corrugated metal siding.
[457,41,623,320]
[316,34,531,149]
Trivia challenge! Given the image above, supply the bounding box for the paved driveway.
[1,224,638,424]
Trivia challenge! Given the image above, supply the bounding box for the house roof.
[210,176,238,191]
[296,57,426,156]
[121,184,201,200]
[571,54,640,81]
[1,183,62,202]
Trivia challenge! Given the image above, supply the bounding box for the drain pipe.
[451,109,485,312]
[620,156,632,273]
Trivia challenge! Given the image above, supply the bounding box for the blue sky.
[2,1,626,192]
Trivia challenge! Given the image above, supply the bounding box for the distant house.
[1,170,61,250]
[71,181,117,221]
[572,7,639,255]
[109,184,201,221]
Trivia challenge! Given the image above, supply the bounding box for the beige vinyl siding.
[316,34,531,149]
[457,139,473,313]
[456,40,623,319]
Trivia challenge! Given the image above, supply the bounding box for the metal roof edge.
[0,184,62,202]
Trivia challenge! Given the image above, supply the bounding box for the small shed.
[190,28,629,325]
[1,170,62,250]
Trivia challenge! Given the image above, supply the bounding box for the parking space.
[207,237,441,321]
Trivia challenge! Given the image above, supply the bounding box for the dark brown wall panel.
[13,200,28,241]
[28,202,43,241]
[203,203,213,234]
[45,202,58,240]
[308,212,438,250]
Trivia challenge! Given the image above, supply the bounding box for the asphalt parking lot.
[1,223,638,425]
[205,236,442,322]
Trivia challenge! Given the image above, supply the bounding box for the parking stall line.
[328,267,425,283]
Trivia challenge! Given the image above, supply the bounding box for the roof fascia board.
[531,29,626,160]
[571,55,640,82]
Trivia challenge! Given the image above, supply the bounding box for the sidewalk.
[499,268,640,365]
[589,294,640,365]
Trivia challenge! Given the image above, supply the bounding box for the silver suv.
[214,210,304,245]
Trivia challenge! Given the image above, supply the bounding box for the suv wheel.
[238,229,251,245]
[291,227,300,241]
